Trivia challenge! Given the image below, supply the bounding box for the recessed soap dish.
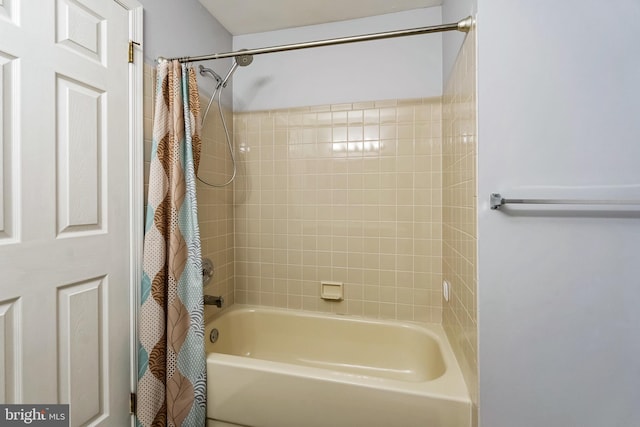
[321,281,343,301]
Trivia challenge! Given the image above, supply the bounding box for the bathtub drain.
[210,328,219,343]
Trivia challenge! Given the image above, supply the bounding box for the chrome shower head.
[235,53,253,67]
[199,65,222,84]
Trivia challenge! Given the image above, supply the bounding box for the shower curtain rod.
[160,16,473,63]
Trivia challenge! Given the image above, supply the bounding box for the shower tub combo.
[205,306,471,427]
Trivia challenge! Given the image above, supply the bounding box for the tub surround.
[234,98,443,323]
[442,27,478,413]
[145,74,452,326]
[197,95,235,321]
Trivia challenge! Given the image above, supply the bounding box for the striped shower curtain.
[138,60,206,427]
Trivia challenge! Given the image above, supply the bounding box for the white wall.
[138,0,230,62]
[138,0,233,102]
[477,1,640,426]
[232,8,443,111]
[441,0,476,82]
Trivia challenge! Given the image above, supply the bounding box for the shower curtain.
[138,60,206,427]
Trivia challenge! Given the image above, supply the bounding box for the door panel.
[56,0,107,65]
[0,0,17,24]
[57,276,106,425]
[0,297,19,403]
[56,74,105,236]
[0,0,132,425]
[0,50,16,242]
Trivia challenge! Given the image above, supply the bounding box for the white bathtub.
[205,306,471,427]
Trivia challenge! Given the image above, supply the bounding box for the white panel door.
[0,0,133,425]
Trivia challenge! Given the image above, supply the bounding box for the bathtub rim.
[205,304,471,404]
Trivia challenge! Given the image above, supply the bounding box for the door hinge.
[130,392,137,414]
[128,40,140,63]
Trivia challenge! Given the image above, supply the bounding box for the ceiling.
[198,0,442,35]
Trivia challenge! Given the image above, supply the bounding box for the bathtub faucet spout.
[204,295,224,308]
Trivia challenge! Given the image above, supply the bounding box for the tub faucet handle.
[202,257,214,286]
[204,295,224,308]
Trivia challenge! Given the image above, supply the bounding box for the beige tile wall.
[198,95,235,321]
[442,28,478,415]
[233,98,443,322]
[143,62,235,322]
